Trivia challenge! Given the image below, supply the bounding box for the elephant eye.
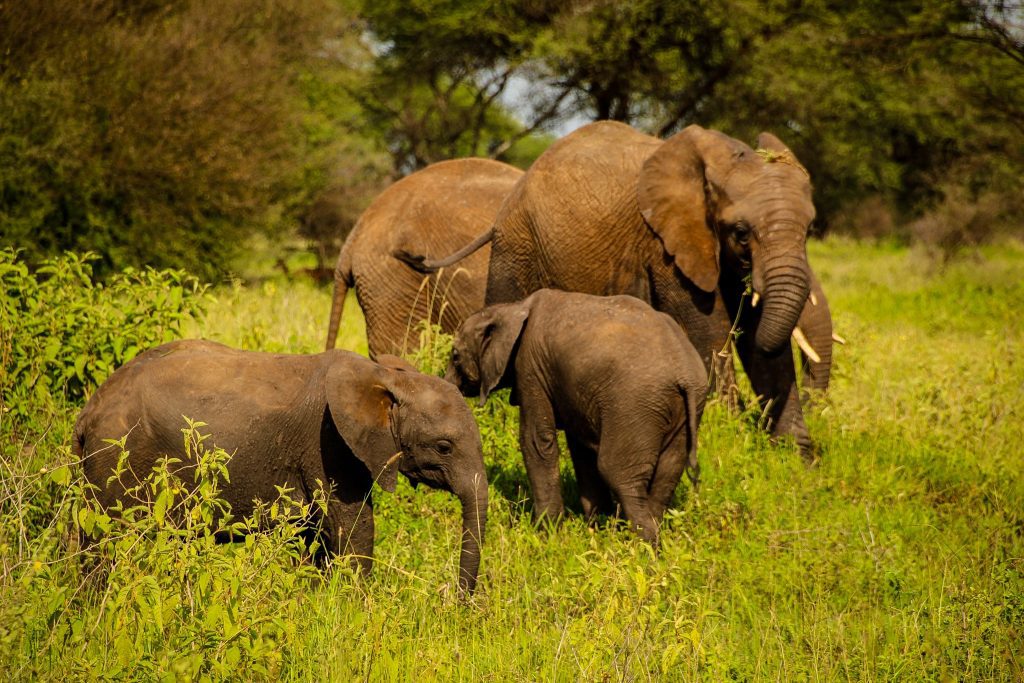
[735,223,752,244]
[435,440,453,455]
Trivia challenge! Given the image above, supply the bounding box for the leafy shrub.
[1,421,321,679]
[0,249,207,423]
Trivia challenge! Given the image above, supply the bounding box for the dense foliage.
[0,0,371,279]
[0,249,206,420]
[0,253,318,678]
[359,0,1024,237]
[1,242,1022,678]
[2,1,1020,277]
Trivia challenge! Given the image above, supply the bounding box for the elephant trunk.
[753,229,811,354]
[456,471,488,595]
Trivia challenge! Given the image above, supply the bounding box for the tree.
[0,0,370,279]
[350,0,571,174]
[524,0,1024,236]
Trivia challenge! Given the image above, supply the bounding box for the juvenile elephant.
[74,340,488,593]
[402,121,820,457]
[446,289,707,545]
[326,158,523,357]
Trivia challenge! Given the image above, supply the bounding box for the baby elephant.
[74,340,488,593]
[446,289,707,544]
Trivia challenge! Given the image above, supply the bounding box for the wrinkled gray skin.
[74,340,488,594]
[402,121,819,457]
[447,289,707,545]
[326,158,523,357]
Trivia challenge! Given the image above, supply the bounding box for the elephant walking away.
[401,121,821,458]
[447,289,707,545]
[74,340,488,594]
[326,158,523,357]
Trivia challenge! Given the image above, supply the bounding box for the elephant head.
[326,354,488,594]
[638,125,815,353]
[444,300,529,407]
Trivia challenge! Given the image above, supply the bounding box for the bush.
[908,186,1022,262]
[0,249,207,423]
[0,421,320,679]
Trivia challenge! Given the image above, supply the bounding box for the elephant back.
[348,159,522,357]
[486,122,662,304]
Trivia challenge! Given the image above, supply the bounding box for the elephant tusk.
[809,292,818,306]
[832,332,847,345]
[751,291,760,308]
[792,327,821,363]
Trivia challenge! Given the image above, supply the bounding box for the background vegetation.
[2,241,1022,679]
[1,0,1022,679]
[2,0,1021,277]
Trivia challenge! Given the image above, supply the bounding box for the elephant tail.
[393,227,494,274]
[326,247,355,351]
[679,379,704,488]
[72,419,86,460]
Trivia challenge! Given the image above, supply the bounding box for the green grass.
[3,238,1023,680]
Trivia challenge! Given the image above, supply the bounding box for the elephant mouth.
[402,461,449,491]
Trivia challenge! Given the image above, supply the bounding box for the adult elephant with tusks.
[74,341,488,594]
[398,121,822,458]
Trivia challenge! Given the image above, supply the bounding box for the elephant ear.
[637,125,720,293]
[477,301,530,406]
[756,131,792,156]
[325,358,403,493]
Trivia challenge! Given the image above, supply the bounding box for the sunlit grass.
[186,276,368,357]
[3,238,1022,679]
[187,238,1024,680]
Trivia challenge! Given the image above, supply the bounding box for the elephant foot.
[769,429,818,465]
[531,506,565,530]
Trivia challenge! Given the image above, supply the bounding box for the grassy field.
[3,238,1023,680]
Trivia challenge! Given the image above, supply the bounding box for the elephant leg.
[646,425,692,522]
[565,434,613,523]
[317,455,376,575]
[325,493,375,577]
[734,334,815,460]
[649,252,734,401]
[608,483,659,545]
[596,436,660,545]
[517,386,565,523]
[484,223,535,305]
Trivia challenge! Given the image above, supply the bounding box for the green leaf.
[114,632,133,667]
[154,489,171,524]
[43,339,61,362]
[49,464,71,486]
[77,508,95,536]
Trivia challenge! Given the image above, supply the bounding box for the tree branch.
[488,86,573,159]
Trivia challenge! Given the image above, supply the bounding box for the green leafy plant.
[0,249,208,422]
[2,420,322,680]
